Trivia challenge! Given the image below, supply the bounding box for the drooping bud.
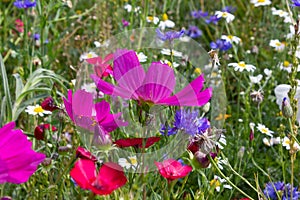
[250,90,264,104]
[41,97,59,111]
[34,124,57,140]
[281,97,293,118]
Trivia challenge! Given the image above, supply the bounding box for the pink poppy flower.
[86,54,113,78]
[70,159,127,195]
[63,89,128,133]
[76,147,97,162]
[114,136,161,148]
[0,122,46,184]
[91,49,212,107]
[155,159,192,181]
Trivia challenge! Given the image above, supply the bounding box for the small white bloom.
[210,175,232,192]
[249,74,263,84]
[118,156,138,170]
[94,41,101,48]
[80,51,97,61]
[215,11,235,23]
[271,8,288,18]
[228,61,256,72]
[250,0,272,7]
[221,35,241,44]
[137,52,147,63]
[158,13,175,30]
[25,104,52,117]
[264,68,272,78]
[257,123,274,137]
[161,48,183,57]
[160,60,180,68]
[146,16,159,25]
[263,137,281,146]
[216,134,227,149]
[269,39,285,51]
[124,4,132,12]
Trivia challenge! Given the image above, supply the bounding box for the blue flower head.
[14,0,36,9]
[185,26,202,38]
[264,181,300,200]
[156,28,184,41]
[205,15,221,24]
[291,0,300,7]
[210,39,232,51]
[191,10,208,19]
[222,6,236,13]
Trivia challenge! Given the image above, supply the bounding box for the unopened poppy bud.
[282,97,293,118]
[41,97,58,111]
[202,102,210,113]
[34,124,57,140]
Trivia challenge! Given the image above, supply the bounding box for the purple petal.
[95,101,110,123]
[63,90,74,121]
[72,90,94,117]
[136,62,175,103]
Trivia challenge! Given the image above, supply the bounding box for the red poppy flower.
[76,147,97,162]
[70,159,127,195]
[41,97,59,111]
[155,159,192,181]
[113,136,161,148]
[86,54,113,78]
[34,124,57,140]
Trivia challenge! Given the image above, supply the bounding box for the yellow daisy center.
[275,42,282,47]
[283,61,290,67]
[147,16,153,21]
[129,157,137,165]
[222,12,228,17]
[194,68,202,75]
[258,0,266,2]
[228,35,233,40]
[238,62,246,68]
[261,128,268,134]
[87,53,94,58]
[210,179,221,187]
[162,13,168,21]
[34,106,44,113]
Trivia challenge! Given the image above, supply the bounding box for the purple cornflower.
[291,0,300,7]
[13,0,36,8]
[122,19,130,27]
[33,33,40,41]
[263,181,300,200]
[205,15,221,24]
[191,10,208,19]
[160,109,210,136]
[222,6,236,13]
[156,28,185,41]
[185,25,202,38]
[210,39,232,51]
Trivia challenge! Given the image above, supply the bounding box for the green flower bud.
[282,97,293,118]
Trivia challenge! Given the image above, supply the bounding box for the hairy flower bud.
[282,97,293,118]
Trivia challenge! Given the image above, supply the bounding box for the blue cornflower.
[264,181,300,200]
[14,0,36,8]
[210,39,232,51]
[291,0,300,7]
[33,33,40,41]
[156,28,185,41]
[222,6,236,13]
[191,10,208,19]
[160,109,210,136]
[205,15,221,24]
[185,25,202,38]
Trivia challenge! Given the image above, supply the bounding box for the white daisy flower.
[250,0,272,7]
[279,61,300,73]
[79,51,98,61]
[94,41,101,48]
[161,48,183,57]
[284,16,293,23]
[257,123,274,137]
[282,136,300,151]
[215,11,235,23]
[118,156,138,170]
[160,60,180,68]
[271,7,288,18]
[263,137,281,146]
[264,68,272,78]
[269,39,285,51]
[136,52,147,63]
[216,134,227,149]
[221,35,241,44]
[25,104,52,117]
[146,16,159,25]
[158,13,175,30]
[228,61,256,72]
[249,74,263,84]
[210,175,233,192]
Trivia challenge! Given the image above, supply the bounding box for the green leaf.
[0,54,12,122]
[13,73,24,100]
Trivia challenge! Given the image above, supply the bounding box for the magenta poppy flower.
[155,159,192,181]
[70,159,127,195]
[63,89,128,133]
[91,49,212,107]
[86,54,113,78]
[114,136,161,148]
[0,122,46,184]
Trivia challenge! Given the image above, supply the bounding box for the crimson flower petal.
[155,159,192,181]
[114,137,161,148]
[70,159,97,189]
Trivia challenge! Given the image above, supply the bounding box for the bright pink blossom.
[155,159,192,181]
[86,54,113,78]
[91,49,212,107]
[70,159,127,195]
[0,122,46,184]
